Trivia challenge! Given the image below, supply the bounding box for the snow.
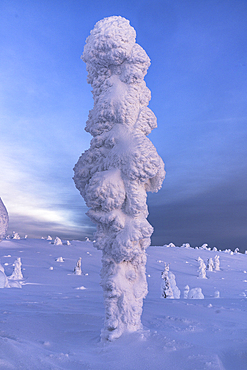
[73,16,165,340]
[0,238,247,369]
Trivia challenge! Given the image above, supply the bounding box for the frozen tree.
[198,258,207,279]
[161,264,174,299]
[168,270,180,299]
[188,287,204,299]
[12,231,20,239]
[74,257,82,275]
[207,258,214,272]
[214,255,220,271]
[0,198,9,241]
[9,257,23,280]
[214,290,220,298]
[73,16,165,341]
[183,285,190,299]
[53,237,63,245]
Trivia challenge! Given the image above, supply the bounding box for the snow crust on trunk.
[0,198,9,241]
[73,16,165,341]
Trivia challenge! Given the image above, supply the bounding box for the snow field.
[0,239,247,369]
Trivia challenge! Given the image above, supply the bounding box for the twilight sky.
[1,0,247,251]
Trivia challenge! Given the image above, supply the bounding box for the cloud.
[148,175,247,252]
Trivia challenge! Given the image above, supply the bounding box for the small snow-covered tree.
[161,264,180,299]
[9,257,23,280]
[53,237,63,245]
[214,255,220,271]
[161,264,174,299]
[74,257,82,275]
[207,258,214,272]
[183,285,190,299]
[188,287,204,299]
[198,258,207,279]
[73,16,165,341]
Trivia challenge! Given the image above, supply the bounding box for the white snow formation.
[73,16,165,341]
[161,264,174,299]
[74,257,82,275]
[53,237,63,245]
[198,257,207,279]
[12,231,20,239]
[0,198,9,241]
[188,287,204,299]
[161,264,180,299]
[207,257,214,271]
[214,255,220,271]
[9,257,23,280]
[183,285,190,299]
[55,257,64,262]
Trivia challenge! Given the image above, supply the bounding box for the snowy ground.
[0,238,247,370]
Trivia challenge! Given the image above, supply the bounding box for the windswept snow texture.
[0,198,9,241]
[1,239,247,369]
[73,16,165,340]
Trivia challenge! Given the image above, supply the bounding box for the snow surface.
[0,238,247,369]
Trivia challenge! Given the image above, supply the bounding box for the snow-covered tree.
[161,264,174,299]
[183,285,190,299]
[0,198,9,241]
[198,258,207,279]
[162,266,180,299]
[73,16,165,341]
[214,255,220,271]
[207,258,214,272]
[188,287,204,299]
[12,231,20,239]
[9,257,23,280]
[53,237,63,246]
[74,257,82,275]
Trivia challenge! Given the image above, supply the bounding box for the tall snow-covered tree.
[0,198,9,241]
[73,16,165,341]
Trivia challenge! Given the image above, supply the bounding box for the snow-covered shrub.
[161,264,173,299]
[47,235,52,241]
[74,257,82,275]
[66,240,71,246]
[214,255,220,271]
[73,16,165,341]
[12,231,20,240]
[53,237,63,246]
[55,257,64,262]
[181,243,190,248]
[188,287,204,299]
[207,258,214,272]
[0,198,9,241]
[198,258,207,279]
[214,290,220,298]
[161,264,180,299]
[183,285,190,299]
[169,271,180,299]
[9,257,23,280]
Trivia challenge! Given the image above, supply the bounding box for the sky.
[1,0,247,251]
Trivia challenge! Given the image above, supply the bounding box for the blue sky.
[1,0,247,250]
